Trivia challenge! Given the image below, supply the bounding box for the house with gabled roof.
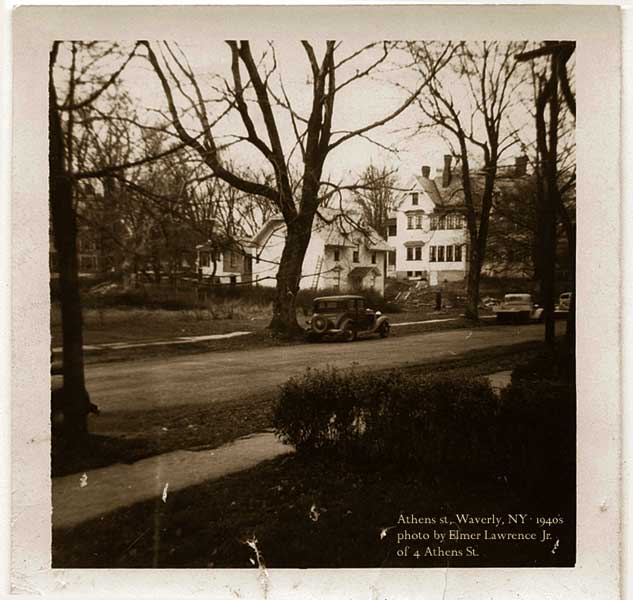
[250,208,393,294]
[387,155,531,286]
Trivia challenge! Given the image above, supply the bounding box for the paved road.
[84,322,563,415]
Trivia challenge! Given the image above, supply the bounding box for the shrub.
[273,368,500,474]
[498,378,575,494]
[273,365,575,487]
[511,342,575,384]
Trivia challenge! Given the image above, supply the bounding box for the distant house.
[250,209,393,294]
[49,225,103,279]
[387,155,531,286]
[195,240,253,284]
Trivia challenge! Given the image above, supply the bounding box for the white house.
[387,156,469,286]
[195,240,253,284]
[388,155,532,286]
[250,209,393,294]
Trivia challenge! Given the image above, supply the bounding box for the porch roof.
[348,266,381,278]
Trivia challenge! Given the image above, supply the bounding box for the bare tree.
[410,41,529,320]
[49,41,142,439]
[352,164,398,239]
[140,40,453,336]
[517,42,576,346]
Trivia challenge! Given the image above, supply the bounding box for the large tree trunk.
[269,217,313,337]
[49,68,92,440]
[540,185,557,347]
[464,244,482,320]
[557,201,576,344]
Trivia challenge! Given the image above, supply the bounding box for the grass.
[52,446,574,568]
[52,340,545,477]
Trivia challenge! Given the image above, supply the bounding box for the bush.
[273,366,575,486]
[499,378,575,494]
[273,368,500,473]
[511,342,575,384]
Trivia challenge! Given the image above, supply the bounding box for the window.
[411,192,419,205]
[407,271,413,277]
[415,214,423,229]
[439,215,446,230]
[407,215,414,229]
[445,214,463,229]
[414,246,422,260]
[388,223,397,237]
[455,245,462,262]
[230,252,238,269]
[438,246,445,262]
[407,247,413,261]
[429,246,436,262]
[371,252,376,264]
[79,238,96,252]
[446,245,454,262]
[80,255,98,271]
[414,271,422,277]
[334,249,340,262]
[200,251,211,267]
[430,215,439,230]
[353,249,360,263]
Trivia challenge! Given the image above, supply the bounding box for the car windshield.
[504,295,531,303]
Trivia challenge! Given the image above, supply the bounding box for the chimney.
[515,155,528,177]
[421,165,431,178]
[442,154,452,187]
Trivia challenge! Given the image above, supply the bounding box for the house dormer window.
[353,249,359,263]
[333,249,340,262]
[411,192,419,205]
[371,252,376,264]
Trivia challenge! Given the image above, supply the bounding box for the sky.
[56,40,540,190]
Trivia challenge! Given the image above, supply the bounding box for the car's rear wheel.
[311,315,328,334]
[342,322,357,342]
[379,322,390,338]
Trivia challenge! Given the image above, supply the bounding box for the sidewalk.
[51,330,252,355]
[52,431,293,529]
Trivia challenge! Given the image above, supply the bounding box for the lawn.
[53,447,575,568]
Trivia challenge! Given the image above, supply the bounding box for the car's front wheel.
[379,322,390,338]
[342,322,357,342]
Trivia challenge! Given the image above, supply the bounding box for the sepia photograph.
[48,37,577,569]
[9,4,622,597]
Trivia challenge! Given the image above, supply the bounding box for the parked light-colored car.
[305,295,390,342]
[555,291,573,319]
[493,293,544,324]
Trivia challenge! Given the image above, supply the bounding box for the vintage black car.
[305,295,390,342]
